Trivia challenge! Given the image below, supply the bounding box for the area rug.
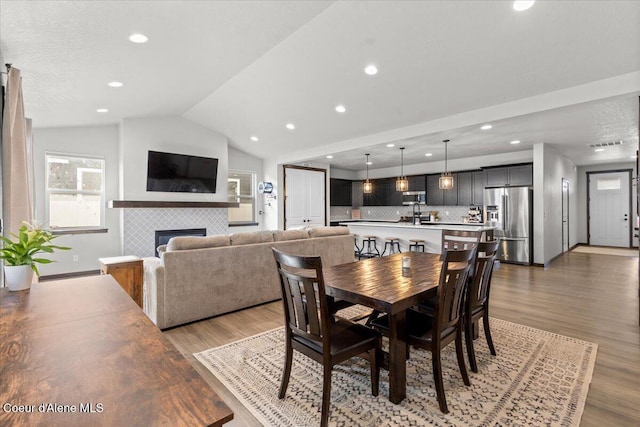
[571,246,638,257]
[194,318,597,427]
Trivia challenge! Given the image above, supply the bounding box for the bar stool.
[358,235,380,259]
[409,238,425,252]
[382,237,401,256]
[353,234,362,258]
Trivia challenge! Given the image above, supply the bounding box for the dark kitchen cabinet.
[386,178,403,206]
[408,174,426,191]
[426,174,444,206]
[485,164,532,187]
[330,178,352,206]
[472,170,484,206]
[363,179,387,206]
[508,164,533,186]
[457,172,473,206]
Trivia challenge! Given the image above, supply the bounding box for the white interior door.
[589,171,630,247]
[284,167,326,229]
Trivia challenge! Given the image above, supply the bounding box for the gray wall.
[533,143,578,266]
[577,162,637,246]
[32,125,122,275]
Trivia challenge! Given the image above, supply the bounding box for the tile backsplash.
[331,205,473,222]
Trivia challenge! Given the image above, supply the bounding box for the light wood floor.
[164,251,640,427]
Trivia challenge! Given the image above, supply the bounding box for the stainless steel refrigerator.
[484,187,533,265]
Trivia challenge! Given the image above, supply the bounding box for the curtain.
[1,66,34,237]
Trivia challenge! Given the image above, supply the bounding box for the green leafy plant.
[0,222,71,275]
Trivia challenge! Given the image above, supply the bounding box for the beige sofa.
[143,227,353,329]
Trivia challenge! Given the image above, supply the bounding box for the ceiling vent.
[589,141,623,148]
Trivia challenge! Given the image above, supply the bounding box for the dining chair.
[272,248,382,427]
[370,247,476,413]
[464,240,500,373]
[441,229,482,251]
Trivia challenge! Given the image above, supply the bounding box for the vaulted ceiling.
[1,0,639,170]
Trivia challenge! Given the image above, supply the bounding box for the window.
[46,153,105,229]
[596,177,621,191]
[228,171,256,224]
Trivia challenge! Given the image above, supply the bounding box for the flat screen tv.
[146,150,219,193]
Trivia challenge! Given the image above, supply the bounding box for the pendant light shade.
[396,147,408,192]
[363,154,373,194]
[439,139,454,190]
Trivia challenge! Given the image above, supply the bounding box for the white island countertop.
[339,221,494,231]
[340,221,494,254]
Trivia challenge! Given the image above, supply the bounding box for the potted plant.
[0,222,71,291]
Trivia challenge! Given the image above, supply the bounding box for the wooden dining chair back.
[441,229,481,252]
[464,240,500,373]
[272,248,381,427]
[369,247,476,414]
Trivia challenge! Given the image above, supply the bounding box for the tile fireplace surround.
[123,208,227,257]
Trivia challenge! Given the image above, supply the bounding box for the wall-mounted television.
[146,150,219,193]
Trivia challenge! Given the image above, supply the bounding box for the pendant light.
[363,154,373,194]
[396,147,408,192]
[439,139,454,190]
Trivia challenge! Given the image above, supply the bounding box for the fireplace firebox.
[154,228,206,256]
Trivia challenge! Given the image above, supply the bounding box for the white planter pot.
[4,265,34,291]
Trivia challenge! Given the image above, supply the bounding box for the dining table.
[323,251,443,404]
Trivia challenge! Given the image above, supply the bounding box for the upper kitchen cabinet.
[407,175,426,192]
[330,178,352,206]
[484,164,533,187]
[363,178,385,206]
[457,172,473,205]
[472,170,484,206]
[426,174,444,206]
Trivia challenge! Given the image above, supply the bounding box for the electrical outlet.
[367,210,371,215]
[73,255,79,262]
[445,211,450,216]
[396,210,400,215]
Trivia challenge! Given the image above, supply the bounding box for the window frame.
[227,169,257,225]
[45,152,106,232]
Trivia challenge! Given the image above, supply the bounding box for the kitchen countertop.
[338,221,494,231]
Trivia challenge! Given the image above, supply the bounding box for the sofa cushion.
[157,244,167,255]
[274,229,310,241]
[308,226,350,238]
[230,230,275,246]
[166,235,230,251]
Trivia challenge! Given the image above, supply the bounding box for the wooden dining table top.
[324,252,443,315]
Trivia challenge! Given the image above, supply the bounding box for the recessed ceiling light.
[326,155,333,159]
[594,148,605,152]
[108,81,123,88]
[366,161,373,165]
[286,123,295,130]
[510,140,521,144]
[425,153,433,157]
[631,155,637,159]
[250,136,259,142]
[96,108,109,113]
[513,0,535,11]
[129,33,148,43]
[386,143,395,148]
[335,105,346,113]
[364,64,378,75]
[481,124,492,130]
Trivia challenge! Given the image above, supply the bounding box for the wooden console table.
[99,255,143,308]
[0,276,233,426]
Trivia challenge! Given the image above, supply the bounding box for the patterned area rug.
[194,317,597,427]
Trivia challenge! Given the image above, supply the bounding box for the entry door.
[562,179,569,253]
[589,171,631,247]
[284,167,326,229]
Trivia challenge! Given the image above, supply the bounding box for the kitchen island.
[340,221,494,253]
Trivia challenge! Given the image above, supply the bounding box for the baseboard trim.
[39,270,101,282]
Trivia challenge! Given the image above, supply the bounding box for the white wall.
[576,162,637,246]
[120,116,228,201]
[533,143,578,266]
[32,125,122,275]
[228,147,264,232]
